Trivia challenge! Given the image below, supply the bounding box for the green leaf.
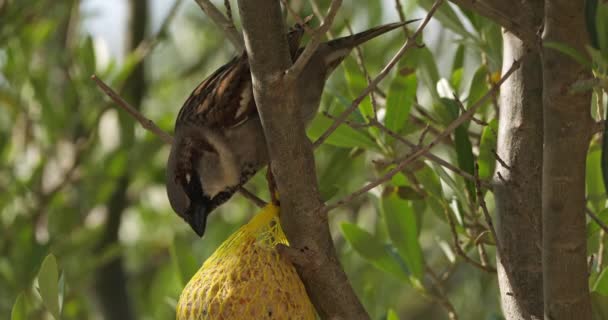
[414,164,443,199]
[58,272,64,314]
[307,113,378,150]
[11,293,27,320]
[385,72,417,134]
[588,146,606,212]
[593,267,608,296]
[480,23,503,71]
[404,46,440,105]
[319,148,363,200]
[381,193,424,281]
[544,41,592,69]
[418,0,474,38]
[442,98,475,201]
[478,119,498,180]
[588,208,608,236]
[343,59,375,121]
[602,116,608,210]
[170,238,198,288]
[586,0,599,49]
[395,186,425,200]
[341,223,409,282]
[37,254,60,319]
[588,46,608,72]
[80,36,96,76]
[467,66,489,108]
[386,309,401,320]
[591,292,608,320]
[451,68,463,94]
[452,45,465,71]
[597,3,608,57]
[433,163,469,207]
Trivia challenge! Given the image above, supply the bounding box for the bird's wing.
[176,54,257,129]
[175,21,307,130]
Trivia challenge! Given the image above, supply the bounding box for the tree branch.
[285,0,342,79]
[194,0,244,51]
[237,0,369,318]
[91,75,174,145]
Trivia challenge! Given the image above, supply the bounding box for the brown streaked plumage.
[166,20,419,237]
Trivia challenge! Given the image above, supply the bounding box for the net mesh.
[176,204,316,320]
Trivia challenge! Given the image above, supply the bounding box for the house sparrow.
[166,20,417,236]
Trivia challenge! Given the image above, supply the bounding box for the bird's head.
[166,124,240,237]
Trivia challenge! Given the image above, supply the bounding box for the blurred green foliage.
[1,0,608,319]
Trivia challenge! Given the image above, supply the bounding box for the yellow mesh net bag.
[176,204,316,320]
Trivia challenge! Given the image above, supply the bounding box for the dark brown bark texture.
[496,31,544,320]
[542,0,593,319]
[493,1,545,319]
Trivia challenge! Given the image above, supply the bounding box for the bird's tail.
[322,19,420,70]
[332,20,418,48]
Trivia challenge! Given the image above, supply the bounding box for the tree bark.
[542,0,593,318]
[236,0,369,318]
[495,28,544,320]
[493,2,545,319]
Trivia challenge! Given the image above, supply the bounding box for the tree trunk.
[542,0,593,318]
[493,2,545,319]
[236,0,370,318]
[495,28,544,319]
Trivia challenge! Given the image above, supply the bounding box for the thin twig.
[308,0,324,22]
[418,124,431,146]
[425,265,459,320]
[443,206,496,273]
[453,93,488,126]
[587,207,608,234]
[414,103,440,124]
[368,118,490,187]
[477,243,490,268]
[280,0,316,34]
[492,149,512,170]
[123,0,183,72]
[474,162,501,253]
[91,75,174,144]
[194,0,244,51]
[322,112,368,128]
[394,0,412,37]
[238,186,266,208]
[410,115,451,145]
[593,120,605,135]
[599,230,606,272]
[345,22,379,120]
[286,0,343,79]
[224,0,234,24]
[324,59,521,211]
[313,0,443,148]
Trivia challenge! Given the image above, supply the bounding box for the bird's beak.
[186,202,208,237]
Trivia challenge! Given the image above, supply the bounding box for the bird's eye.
[183,170,204,201]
